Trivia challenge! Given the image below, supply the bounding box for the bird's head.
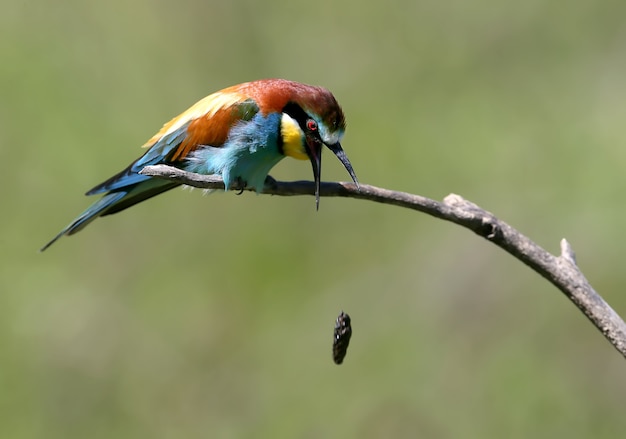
[279,89,358,208]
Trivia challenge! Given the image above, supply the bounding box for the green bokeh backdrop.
[2,0,626,437]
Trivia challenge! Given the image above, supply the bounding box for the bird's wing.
[86,91,260,195]
[142,91,260,162]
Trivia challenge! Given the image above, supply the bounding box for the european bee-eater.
[41,79,358,251]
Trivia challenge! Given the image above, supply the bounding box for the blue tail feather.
[40,191,128,251]
[41,178,178,251]
[86,125,189,196]
[85,166,151,195]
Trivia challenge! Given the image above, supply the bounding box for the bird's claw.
[233,177,246,195]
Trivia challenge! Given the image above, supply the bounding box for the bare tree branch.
[140,164,626,358]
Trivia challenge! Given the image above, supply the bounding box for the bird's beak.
[307,139,359,210]
[326,142,359,188]
[307,140,323,210]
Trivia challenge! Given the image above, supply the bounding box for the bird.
[41,79,359,251]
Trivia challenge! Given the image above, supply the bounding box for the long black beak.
[326,142,359,188]
[308,141,359,210]
[308,142,323,210]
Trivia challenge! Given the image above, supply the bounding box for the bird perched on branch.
[41,79,358,251]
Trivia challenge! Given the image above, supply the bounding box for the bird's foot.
[232,177,247,195]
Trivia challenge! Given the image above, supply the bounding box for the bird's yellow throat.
[280,113,308,160]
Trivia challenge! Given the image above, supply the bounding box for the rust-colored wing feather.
[141,89,255,162]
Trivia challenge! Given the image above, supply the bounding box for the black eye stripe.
[282,102,313,132]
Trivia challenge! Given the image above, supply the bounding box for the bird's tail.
[40,178,178,252]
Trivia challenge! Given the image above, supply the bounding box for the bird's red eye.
[307,119,317,131]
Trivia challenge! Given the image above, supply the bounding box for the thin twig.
[140,164,626,358]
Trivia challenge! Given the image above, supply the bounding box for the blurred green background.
[2,0,626,437]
